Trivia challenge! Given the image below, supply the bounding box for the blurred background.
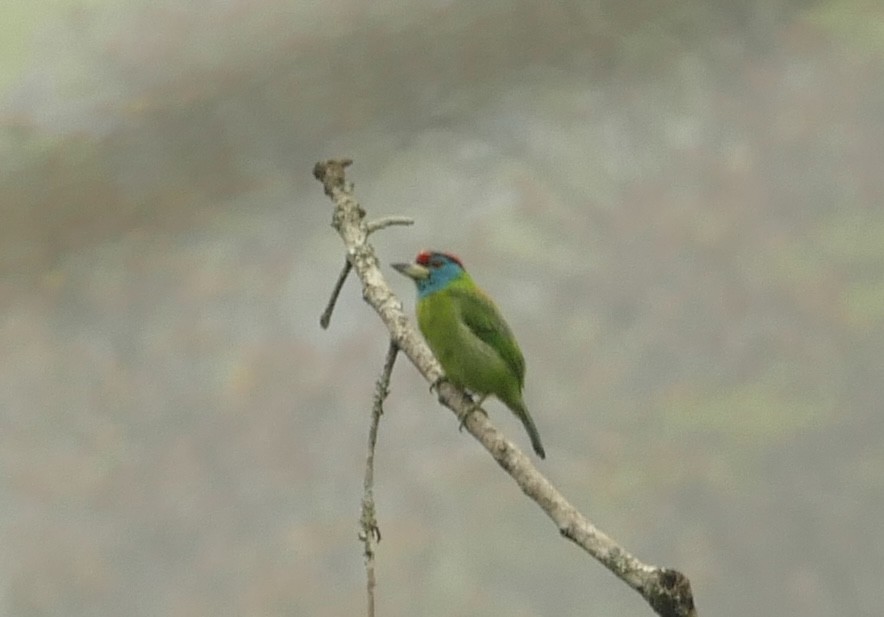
[1,0,883,615]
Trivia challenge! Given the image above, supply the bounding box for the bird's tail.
[511,400,546,459]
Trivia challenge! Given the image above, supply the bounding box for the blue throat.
[415,262,463,299]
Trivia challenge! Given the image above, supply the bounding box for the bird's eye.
[430,259,442,268]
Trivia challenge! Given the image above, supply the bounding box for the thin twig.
[319,257,352,329]
[366,216,415,234]
[359,340,399,617]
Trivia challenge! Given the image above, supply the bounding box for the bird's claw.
[429,376,446,393]
[457,400,488,432]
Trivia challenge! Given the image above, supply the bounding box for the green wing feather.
[445,283,526,387]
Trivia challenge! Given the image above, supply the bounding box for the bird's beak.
[392,262,430,280]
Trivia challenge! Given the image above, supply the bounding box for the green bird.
[392,250,546,459]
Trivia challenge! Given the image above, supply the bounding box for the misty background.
[1,0,882,615]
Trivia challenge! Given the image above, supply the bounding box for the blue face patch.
[415,258,464,298]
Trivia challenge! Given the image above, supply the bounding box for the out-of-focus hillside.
[1,1,882,616]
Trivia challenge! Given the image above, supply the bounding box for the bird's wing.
[446,285,526,385]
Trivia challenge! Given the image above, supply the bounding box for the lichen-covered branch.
[312,158,698,617]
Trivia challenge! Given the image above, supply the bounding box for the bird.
[392,250,546,459]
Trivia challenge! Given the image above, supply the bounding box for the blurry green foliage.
[807,0,884,56]
[661,378,835,442]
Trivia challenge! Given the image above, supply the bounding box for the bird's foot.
[429,376,446,393]
[457,395,488,432]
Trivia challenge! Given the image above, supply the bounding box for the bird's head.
[392,250,466,298]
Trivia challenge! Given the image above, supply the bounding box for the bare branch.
[366,216,415,234]
[313,158,698,617]
[319,257,352,329]
[359,340,398,617]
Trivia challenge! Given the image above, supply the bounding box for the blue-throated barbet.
[392,250,546,459]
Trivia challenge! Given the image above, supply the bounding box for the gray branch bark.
[313,158,697,617]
